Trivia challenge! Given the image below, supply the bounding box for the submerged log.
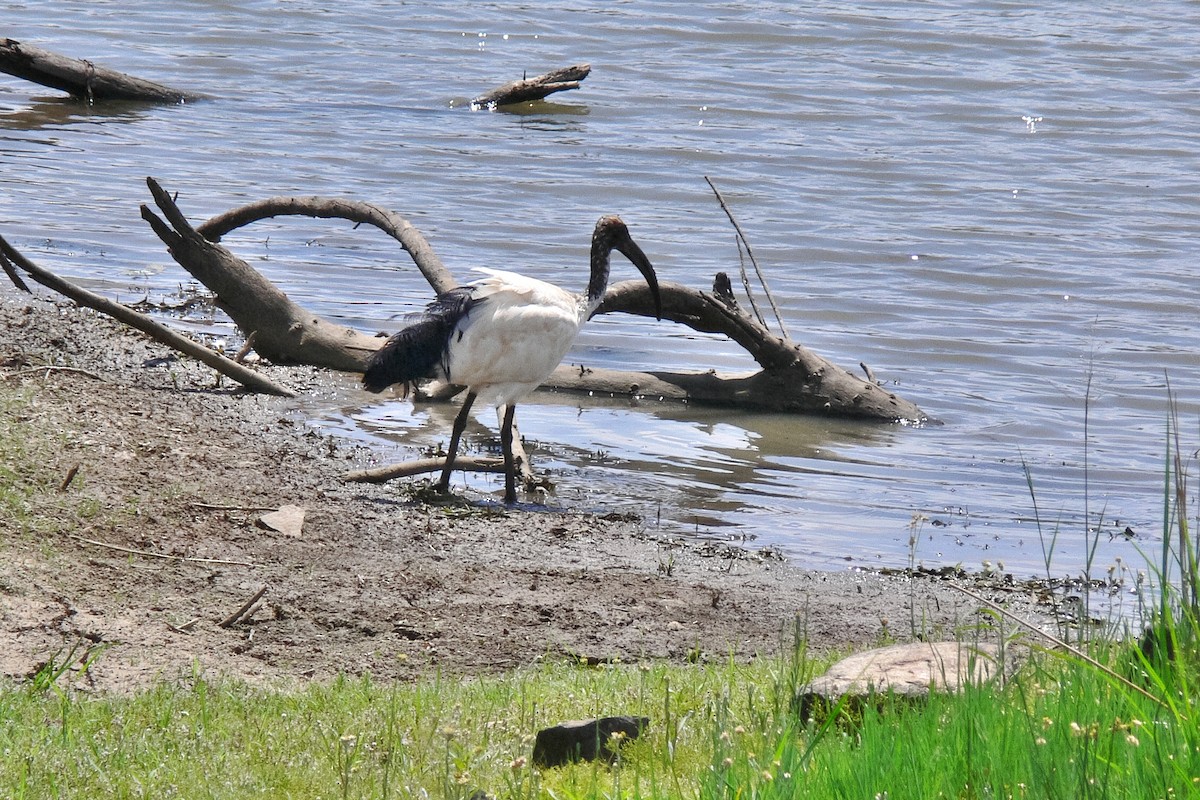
[0,38,204,103]
[137,178,929,422]
[471,63,591,108]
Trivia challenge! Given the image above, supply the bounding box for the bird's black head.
[593,215,663,321]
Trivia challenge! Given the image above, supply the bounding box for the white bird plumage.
[447,267,589,408]
[362,215,662,504]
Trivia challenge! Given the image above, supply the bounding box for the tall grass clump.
[0,386,42,529]
[1125,391,1198,724]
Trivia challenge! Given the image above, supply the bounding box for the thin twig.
[0,246,30,292]
[68,533,254,567]
[733,234,767,329]
[188,501,277,512]
[704,175,791,342]
[218,585,268,628]
[234,331,256,364]
[951,584,1172,713]
[58,464,80,492]
[3,365,106,381]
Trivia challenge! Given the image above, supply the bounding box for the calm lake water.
[3,2,1198,582]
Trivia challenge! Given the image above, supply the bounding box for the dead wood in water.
[0,38,205,103]
[471,64,591,108]
[544,276,922,420]
[139,179,385,371]
[134,178,926,421]
[197,196,456,296]
[1,177,927,422]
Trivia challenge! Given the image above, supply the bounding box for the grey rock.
[796,641,1014,721]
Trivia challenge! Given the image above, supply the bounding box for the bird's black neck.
[584,227,614,311]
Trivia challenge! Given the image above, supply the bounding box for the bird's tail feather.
[361,289,474,394]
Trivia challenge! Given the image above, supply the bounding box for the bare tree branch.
[704,176,790,341]
[198,196,456,296]
[140,178,383,371]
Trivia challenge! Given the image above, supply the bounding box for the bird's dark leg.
[438,390,477,493]
[500,403,518,505]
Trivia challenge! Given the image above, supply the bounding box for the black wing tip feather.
[361,337,414,393]
[361,322,444,393]
[361,289,475,394]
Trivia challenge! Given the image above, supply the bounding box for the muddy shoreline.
[1,288,1054,692]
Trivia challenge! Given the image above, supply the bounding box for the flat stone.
[531,716,649,768]
[256,504,306,537]
[796,641,1012,720]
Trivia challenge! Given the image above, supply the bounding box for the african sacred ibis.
[362,215,663,504]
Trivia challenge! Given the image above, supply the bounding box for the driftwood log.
[0,38,204,103]
[471,64,591,108]
[343,456,506,484]
[139,181,383,372]
[137,177,928,422]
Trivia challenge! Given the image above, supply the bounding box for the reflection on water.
[0,97,155,129]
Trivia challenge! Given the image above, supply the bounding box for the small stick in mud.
[58,464,80,493]
[68,534,254,567]
[218,585,269,629]
[342,456,509,484]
